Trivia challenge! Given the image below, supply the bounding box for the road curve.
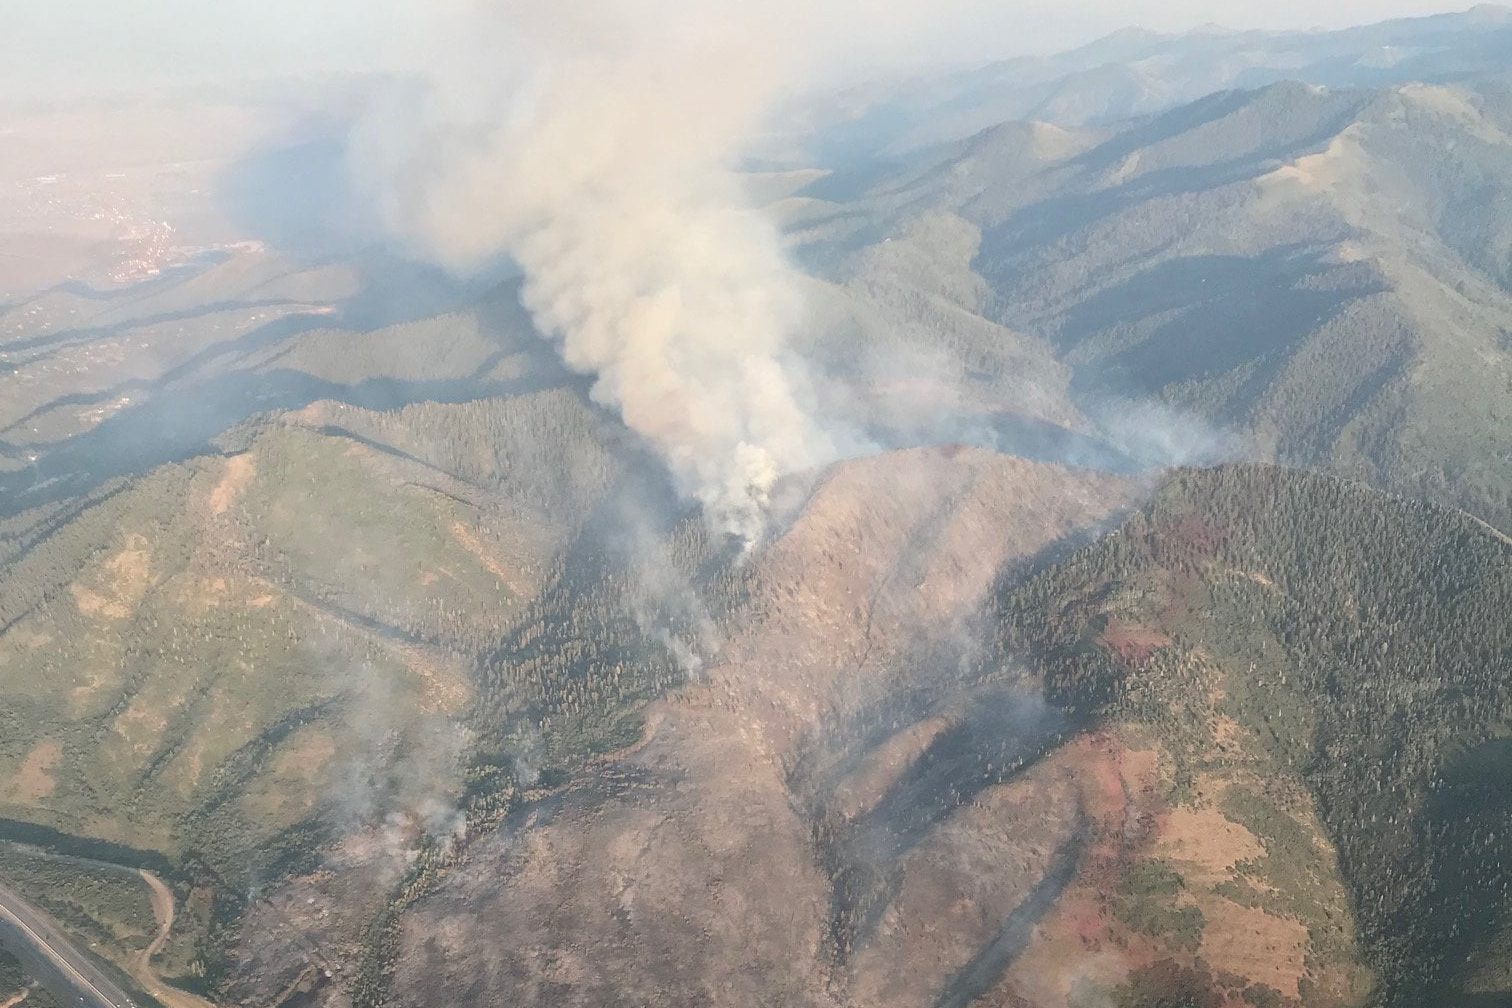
[0,880,137,1008]
[133,870,215,1008]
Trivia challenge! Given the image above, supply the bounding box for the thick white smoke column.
[363,1,862,541]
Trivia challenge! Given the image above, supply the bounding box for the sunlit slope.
[0,389,622,871]
[375,456,1510,1008]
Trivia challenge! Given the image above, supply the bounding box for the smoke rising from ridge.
[358,0,1242,547]
[358,0,1028,541]
[362,2,821,540]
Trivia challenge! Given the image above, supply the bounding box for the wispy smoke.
[331,663,472,881]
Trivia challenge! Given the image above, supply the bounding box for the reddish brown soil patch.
[1156,515,1227,561]
[3,740,61,804]
[209,453,256,515]
[995,731,1169,1004]
[1101,620,1173,664]
[1199,898,1309,999]
[1155,805,1264,882]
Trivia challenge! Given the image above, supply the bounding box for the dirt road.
[132,872,215,1008]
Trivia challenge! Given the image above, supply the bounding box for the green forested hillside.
[991,464,1512,1004]
[0,389,709,999]
[804,77,1512,532]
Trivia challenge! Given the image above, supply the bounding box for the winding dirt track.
[133,871,216,1008]
[0,844,215,1008]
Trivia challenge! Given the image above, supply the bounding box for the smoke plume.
[358,0,1231,542]
[359,1,861,541]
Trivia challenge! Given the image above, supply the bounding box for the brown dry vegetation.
[2,740,61,804]
[389,450,1135,1008]
[208,454,257,515]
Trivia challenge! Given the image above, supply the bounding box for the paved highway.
[0,879,138,1008]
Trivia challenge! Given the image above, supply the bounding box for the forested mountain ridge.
[8,400,1508,1007]
[988,463,1512,1005]
[796,75,1512,531]
[807,5,1512,156]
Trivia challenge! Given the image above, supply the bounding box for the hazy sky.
[0,0,1491,96]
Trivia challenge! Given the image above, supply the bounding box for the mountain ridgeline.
[800,70,1512,535]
